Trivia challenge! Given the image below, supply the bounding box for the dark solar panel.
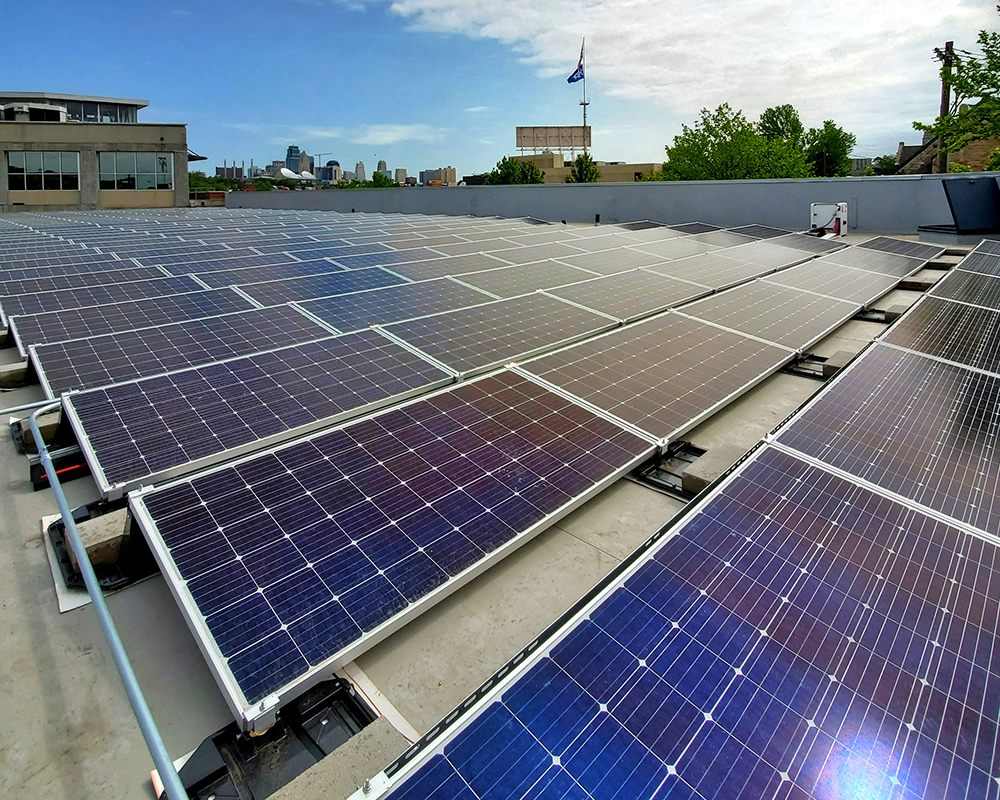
[718,240,815,270]
[544,269,709,323]
[929,268,1000,309]
[0,264,166,297]
[629,238,718,260]
[388,253,509,282]
[296,279,493,333]
[130,370,653,719]
[858,236,945,260]
[882,296,1000,375]
[383,293,617,378]
[820,247,925,277]
[666,222,721,234]
[762,262,899,306]
[770,233,846,254]
[236,267,406,305]
[522,313,792,443]
[617,221,668,231]
[957,251,1000,277]
[32,305,334,397]
[8,289,258,356]
[192,259,348,288]
[67,329,452,498]
[331,247,443,270]
[382,445,999,800]
[556,233,634,253]
[727,223,790,239]
[553,248,669,275]
[487,242,588,266]
[454,261,596,298]
[0,275,204,319]
[977,238,1000,256]
[646,252,769,290]
[689,230,756,248]
[678,282,859,350]
[420,240,516,257]
[777,343,1000,535]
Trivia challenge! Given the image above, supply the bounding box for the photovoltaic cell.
[522,313,792,442]
[31,305,334,397]
[454,261,596,298]
[677,282,859,350]
[820,247,925,278]
[383,254,507,282]
[712,239,813,270]
[646,252,771,290]
[726,224,790,239]
[666,222,721,234]
[777,343,1000,535]
[689,230,756,248]
[769,233,846,254]
[235,267,406,305]
[859,236,944,260]
[487,242,588,266]
[0,264,166,297]
[977,239,1000,256]
[957,251,1000,277]
[553,248,669,275]
[0,274,204,319]
[543,269,710,323]
[628,238,718,261]
[762,261,899,306]
[8,288,258,356]
[331,247,443,270]
[882,296,1000,376]
[382,445,999,800]
[295,279,494,333]
[383,293,618,378]
[67,329,452,497]
[929,268,1000,309]
[194,259,347,288]
[130,370,653,717]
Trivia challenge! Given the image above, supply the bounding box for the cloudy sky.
[6,0,993,177]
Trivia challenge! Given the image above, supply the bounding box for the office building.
[285,145,301,172]
[215,164,244,179]
[419,166,457,186]
[394,168,407,184]
[355,161,366,182]
[315,160,343,183]
[377,159,387,173]
[0,91,192,211]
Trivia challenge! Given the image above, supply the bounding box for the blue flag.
[567,41,584,83]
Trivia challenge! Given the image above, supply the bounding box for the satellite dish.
[300,171,316,180]
[279,167,300,179]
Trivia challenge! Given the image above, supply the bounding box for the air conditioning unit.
[810,202,848,236]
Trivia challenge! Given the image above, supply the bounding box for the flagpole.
[581,38,589,155]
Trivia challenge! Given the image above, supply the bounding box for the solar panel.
[556,233,636,253]
[677,282,860,351]
[553,248,670,275]
[488,242,589,265]
[129,369,654,727]
[726,223,790,239]
[66,329,453,499]
[881,296,1000,376]
[646,252,770,290]
[716,240,814,270]
[8,288,258,357]
[776,343,1000,535]
[382,293,618,378]
[331,247,444,270]
[956,251,1000,277]
[295,279,494,334]
[190,259,350,288]
[543,269,710,323]
[31,305,335,397]
[976,238,1000,256]
[410,240,514,257]
[819,247,926,277]
[858,236,945,260]
[378,444,998,800]
[521,313,792,444]
[617,221,669,231]
[235,268,406,305]
[762,261,899,306]
[666,222,721,234]
[628,238,719,260]
[929,268,1000,309]
[0,264,166,297]
[386,253,509,282]
[0,275,204,321]
[770,233,846,254]
[453,261,596,298]
[689,230,756,248]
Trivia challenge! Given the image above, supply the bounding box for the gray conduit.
[29,403,188,800]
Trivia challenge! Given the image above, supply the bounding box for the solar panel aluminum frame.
[127,369,657,733]
[538,275,713,325]
[351,441,790,800]
[61,334,456,501]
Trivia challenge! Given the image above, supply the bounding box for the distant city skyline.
[3,1,993,178]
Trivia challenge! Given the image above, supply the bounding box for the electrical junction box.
[810,202,848,235]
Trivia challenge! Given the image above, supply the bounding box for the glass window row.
[99,152,174,190]
[7,151,79,191]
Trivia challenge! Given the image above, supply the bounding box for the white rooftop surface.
[0,228,953,800]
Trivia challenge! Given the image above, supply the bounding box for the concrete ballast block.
[682,445,746,496]
[66,509,129,574]
[822,350,854,379]
[884,304,909,324]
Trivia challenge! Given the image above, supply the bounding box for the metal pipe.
[28,403,188,800]
[0,398,54,417]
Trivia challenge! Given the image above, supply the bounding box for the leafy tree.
[871,154,899,175]
[484,157,545,185]
[565,153,601,183]
[655,104,811,180]
[803,121,857,177]
[915,8,1000,152]
[988,146,1000,170]
[949,162,974,172]
[370,171,397,188]
[757,104,805,149]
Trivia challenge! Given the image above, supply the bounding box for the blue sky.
[5,0,993,178]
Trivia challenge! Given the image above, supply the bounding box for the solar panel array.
[372,241,998,800]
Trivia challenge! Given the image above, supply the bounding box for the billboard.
[516,126,591,151]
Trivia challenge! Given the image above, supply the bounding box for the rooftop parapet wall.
[227,173,985,234]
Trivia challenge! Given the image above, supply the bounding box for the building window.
[99,152,173,190]
[7,151,79,191]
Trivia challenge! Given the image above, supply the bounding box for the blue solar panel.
[380,445,1000,800]
[131,370,654,724]
[235,267,407,305]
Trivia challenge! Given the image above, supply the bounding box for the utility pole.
[581,38,589,156]
[935,41,954,174]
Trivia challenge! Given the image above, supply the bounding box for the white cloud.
[466,105,489,112]
[349,124,448,144]
[384,0,993,152]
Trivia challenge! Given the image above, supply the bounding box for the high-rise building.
[419,166,457,186]
[394,168,407,184]
[316,160,343,183]
[355,161,366,182]
[285,145,301,171]
[377,160,387,173]
[215,165,244,179]
[298,151,314,175]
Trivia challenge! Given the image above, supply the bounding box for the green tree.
[656,104,811,180]
[988,146,1000,170]
[370,171,397,188]
[565,153,601,183]
[484,156,545,185]
[915,8,1000,152]
[757,104,805,149]
[803,120,857,177]
[871,154,899,175]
